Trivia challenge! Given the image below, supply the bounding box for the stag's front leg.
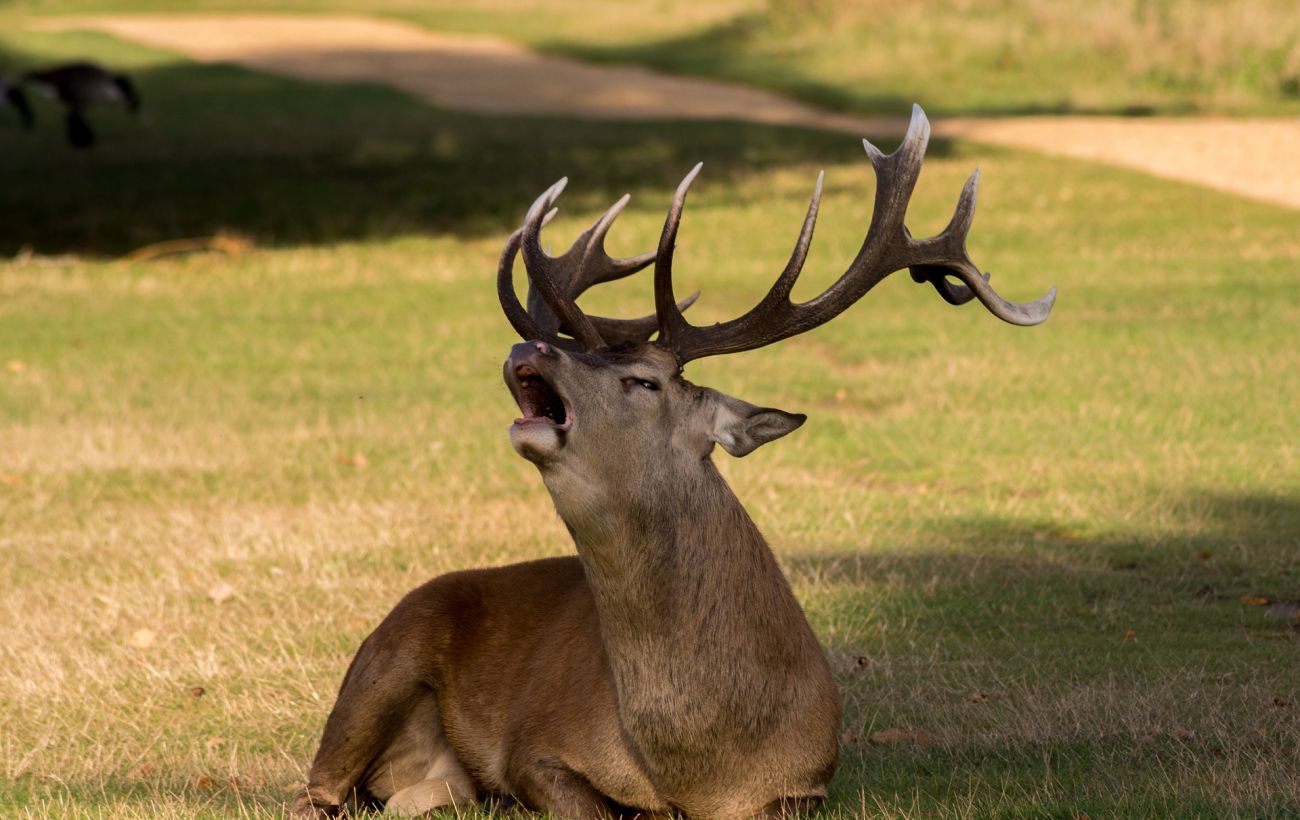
[511,758,615,820]
[293,614,474,818]
[755,795,824,818]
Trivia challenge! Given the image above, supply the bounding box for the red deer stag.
[292,105,1054,819]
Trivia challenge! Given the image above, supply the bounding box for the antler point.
[673,163,705,202]
[904,105,931,146]
[607,194,631,220]
[861,137,886,163]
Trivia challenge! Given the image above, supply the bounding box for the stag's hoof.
[289,788,340,819]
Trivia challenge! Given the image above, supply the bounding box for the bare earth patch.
[33,14,1300,211]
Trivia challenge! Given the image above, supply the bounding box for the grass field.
[6,0,1300,117]
[2,16,1300,820]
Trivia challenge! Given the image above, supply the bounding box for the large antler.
[498,179,697,350]
[653,105,1056,364]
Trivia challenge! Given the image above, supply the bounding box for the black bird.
[21,62,140,148]
[1,77,34,129]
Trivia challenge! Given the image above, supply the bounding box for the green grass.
[5,0,1300,116]
[2,23,1299,820]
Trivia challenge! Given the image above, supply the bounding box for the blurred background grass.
[6,0,1300,115]
[1,3,1298,818]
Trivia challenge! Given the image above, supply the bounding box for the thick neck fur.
[540,455,825,793]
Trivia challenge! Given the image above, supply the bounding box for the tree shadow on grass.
[790,489,1300,601]
[0,44,955,258]
[787,489,1300,812]
[787,489,1300,684]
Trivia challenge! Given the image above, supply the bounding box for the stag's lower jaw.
[509,369,571,462]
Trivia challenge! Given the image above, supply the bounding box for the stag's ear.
[706,390,806,457]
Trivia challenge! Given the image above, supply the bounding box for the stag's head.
[504,338,804,477]
[498,106,1055,480]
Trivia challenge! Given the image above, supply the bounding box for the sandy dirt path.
[36,14,1300,210]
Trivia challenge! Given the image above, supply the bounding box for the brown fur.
[293,342,841,818]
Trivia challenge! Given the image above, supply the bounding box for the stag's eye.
[623,377,659,392]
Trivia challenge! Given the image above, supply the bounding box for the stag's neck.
[541,457,840,805]
[548,460,777,621]
[542,458,816,712]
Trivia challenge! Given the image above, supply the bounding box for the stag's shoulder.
[382,556,586,628]
[355,556,589,667]
[404,555,583,600]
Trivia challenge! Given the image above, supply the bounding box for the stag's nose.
[512,340,556,359]
[507,340,558,374]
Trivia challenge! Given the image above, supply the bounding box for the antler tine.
[524,193,659,328]
[908,169,981,305]
[904,166,1057,325]
[653,168,827,360]
[755,170,824,310]
[497,228,543,343]
[501,181,696,349]
[527,190,693,346]
[520,182,607,351]
[651,113,933,363]
[651,104,1055,364]
[580,291,700,346]
[561,193,658,291]
[653,162,704,350]
[499,185,593,350]
[499,206,590,349]
[860,103,930,242]
[550,194,666,346]
[913,264,983,306]
[525,177,567,224]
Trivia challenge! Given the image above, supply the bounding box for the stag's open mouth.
[512,364,572,431]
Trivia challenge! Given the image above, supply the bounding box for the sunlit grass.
[1,25,1298,820]
[5,0,1300,115]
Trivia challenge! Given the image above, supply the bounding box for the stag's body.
[295,106,1053,819]
[302,437,839,817]
[298,342,839,817]
[306,557,668,814]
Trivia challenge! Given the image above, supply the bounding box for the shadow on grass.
[785,490,1300,814]
[791,489,1300,594]
[0,43,954,258]
[980,490,1300,566]
[785,489,1300,676]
